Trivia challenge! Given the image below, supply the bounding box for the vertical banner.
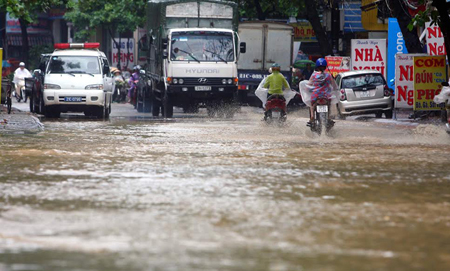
[387,18,408,90]
[413,55,447,111]
[351,39,387,78]
[425,22,446,56]
[395,54,426,109]
[0,48,2,96]
[325,56,351,78]
[112,38,135,70]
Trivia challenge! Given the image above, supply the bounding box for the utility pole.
[331,0,340,55]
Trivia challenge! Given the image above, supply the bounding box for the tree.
[65,0,147,70]
[409,0,450,62]
[0,0,65,65]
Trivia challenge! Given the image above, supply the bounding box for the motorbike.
[13,80,27,103]
[255,77,296,124]
[299,80,338,136]
[308,98,334,135]
[434,82,450,134]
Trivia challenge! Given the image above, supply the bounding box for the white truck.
[137,0,246,118]
[39,43,114,118]
[237,22,294,106]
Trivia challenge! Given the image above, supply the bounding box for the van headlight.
[44,84,61,89]
[85,84,104,90]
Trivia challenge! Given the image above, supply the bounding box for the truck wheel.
[163,93,173,118]
[207,106,215,118]
[143,91,152,113]
[137,90,144,112]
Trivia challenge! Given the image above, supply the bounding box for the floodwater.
[1,108,450,271]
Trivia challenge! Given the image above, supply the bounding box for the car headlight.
[44,84,61,89]
[85,84,104,90]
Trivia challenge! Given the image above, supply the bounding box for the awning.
[7,34,53,47]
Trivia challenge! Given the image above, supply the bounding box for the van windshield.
[47,56,100,74]
[170,32,234,62]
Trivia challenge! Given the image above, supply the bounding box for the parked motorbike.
[434,82,450,134]
[255,77,296,124]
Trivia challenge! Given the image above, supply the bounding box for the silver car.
[335,70,393,119]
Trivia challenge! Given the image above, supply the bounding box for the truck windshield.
[47,56,100,74]
[170,32,234,62]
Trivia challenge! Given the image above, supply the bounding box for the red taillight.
[238,85,247,90]
[340,89,347,101]
[54,43,100,49]
[384,85,392,97]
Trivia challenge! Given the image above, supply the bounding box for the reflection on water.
[1,110,450,271]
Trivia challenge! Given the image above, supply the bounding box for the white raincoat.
[255,77,297,108]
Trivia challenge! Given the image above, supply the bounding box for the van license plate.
[195,86,211,91]
[65,97,82,102]
[317,105,328,112]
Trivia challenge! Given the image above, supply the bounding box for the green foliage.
[65,0,147,41]
[408,2,440,31]
[0,0,66,23]
[236,0,303,20]
[28,44,54,70]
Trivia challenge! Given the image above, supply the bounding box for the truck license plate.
[64,97,82,102]
[317,105,328,112]
[195,86,211,91]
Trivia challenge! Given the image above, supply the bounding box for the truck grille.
[178,78,230,85]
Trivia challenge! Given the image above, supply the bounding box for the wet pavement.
[0,103,450,271]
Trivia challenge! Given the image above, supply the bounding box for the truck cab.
[42,43,114,118]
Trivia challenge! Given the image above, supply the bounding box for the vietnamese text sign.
[291,22,317,42]
[394,54,427,109]
[351,39,386,78]
[325,56,351,78]
[112,38,135,70]
[0,48,2,95]
[426,22,446,56]
[413,55,447,111]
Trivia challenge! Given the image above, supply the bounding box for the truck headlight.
[173,78,178,84]
[227,79,233,84]
[85,84,104,90]
[222,79,227,85]
[179,79,184,84]
[44,84,61,89]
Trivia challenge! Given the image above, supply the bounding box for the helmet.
[271,63,280,68]
[19,62,25,67]
[315,58,327,68]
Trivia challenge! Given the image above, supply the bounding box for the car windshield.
[47,56,100,74]
[342,74,385,88]
[170,32,234,62]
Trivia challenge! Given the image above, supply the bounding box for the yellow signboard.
[413,55,448,111]
[290,22,317,42]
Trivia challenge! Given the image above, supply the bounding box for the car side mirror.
[442,82,449,87]
[240,42,246,54]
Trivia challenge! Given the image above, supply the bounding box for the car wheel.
[336,104,346,120]
[162,93,173,118]
[29,92,34,113]
[375,111,383,118]
[384,109,393,119]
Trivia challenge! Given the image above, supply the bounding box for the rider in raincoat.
[263,63,290,96]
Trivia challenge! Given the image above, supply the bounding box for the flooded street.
[1,106,450,271]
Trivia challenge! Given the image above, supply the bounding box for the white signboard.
[351,39,387,78]
[112,38,135,70]
[394,53,427,109]
[425,22,446,56]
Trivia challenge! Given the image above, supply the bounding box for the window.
[48,56,100,74]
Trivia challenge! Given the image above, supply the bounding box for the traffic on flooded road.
[1,102,449,271]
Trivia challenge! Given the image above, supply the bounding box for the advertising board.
[351,39,386,78]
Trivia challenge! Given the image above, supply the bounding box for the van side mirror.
[103,66,110,76]
[240,42,246,54]
[442,82,449,87]
[163,49,168,59]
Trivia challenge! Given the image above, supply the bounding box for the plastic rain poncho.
[299,71,339,108]
[255,77,297,108]
[434,85,450,106]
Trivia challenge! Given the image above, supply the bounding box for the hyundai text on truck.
[38,43,114,118]
[237,22,293,107]
[138,0,246,118]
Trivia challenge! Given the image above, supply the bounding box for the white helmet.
[19,62,25,67]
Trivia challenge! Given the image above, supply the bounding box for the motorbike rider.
[307,58,337,126]
[113,69,127,103]
[13,62,32,102]
[263,63,289,98]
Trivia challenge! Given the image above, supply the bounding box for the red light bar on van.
[54,43,100,49]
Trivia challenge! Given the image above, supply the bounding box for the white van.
[42,43,114,118]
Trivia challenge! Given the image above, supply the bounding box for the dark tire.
[38,96,45,115]
[29,93,34,113]
[162,93,173,118]
[384,109,393,119]
[336,104,346,120]
[95,106,105,119]
[45,107,60,118]
[207,106,216,118]
[152,96,161,117]
[143,91,152,113]
[7,97,12,114]
[375,111,383,118]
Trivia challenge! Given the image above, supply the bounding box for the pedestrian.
[128,65,140,106]
[302,63,314,81]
